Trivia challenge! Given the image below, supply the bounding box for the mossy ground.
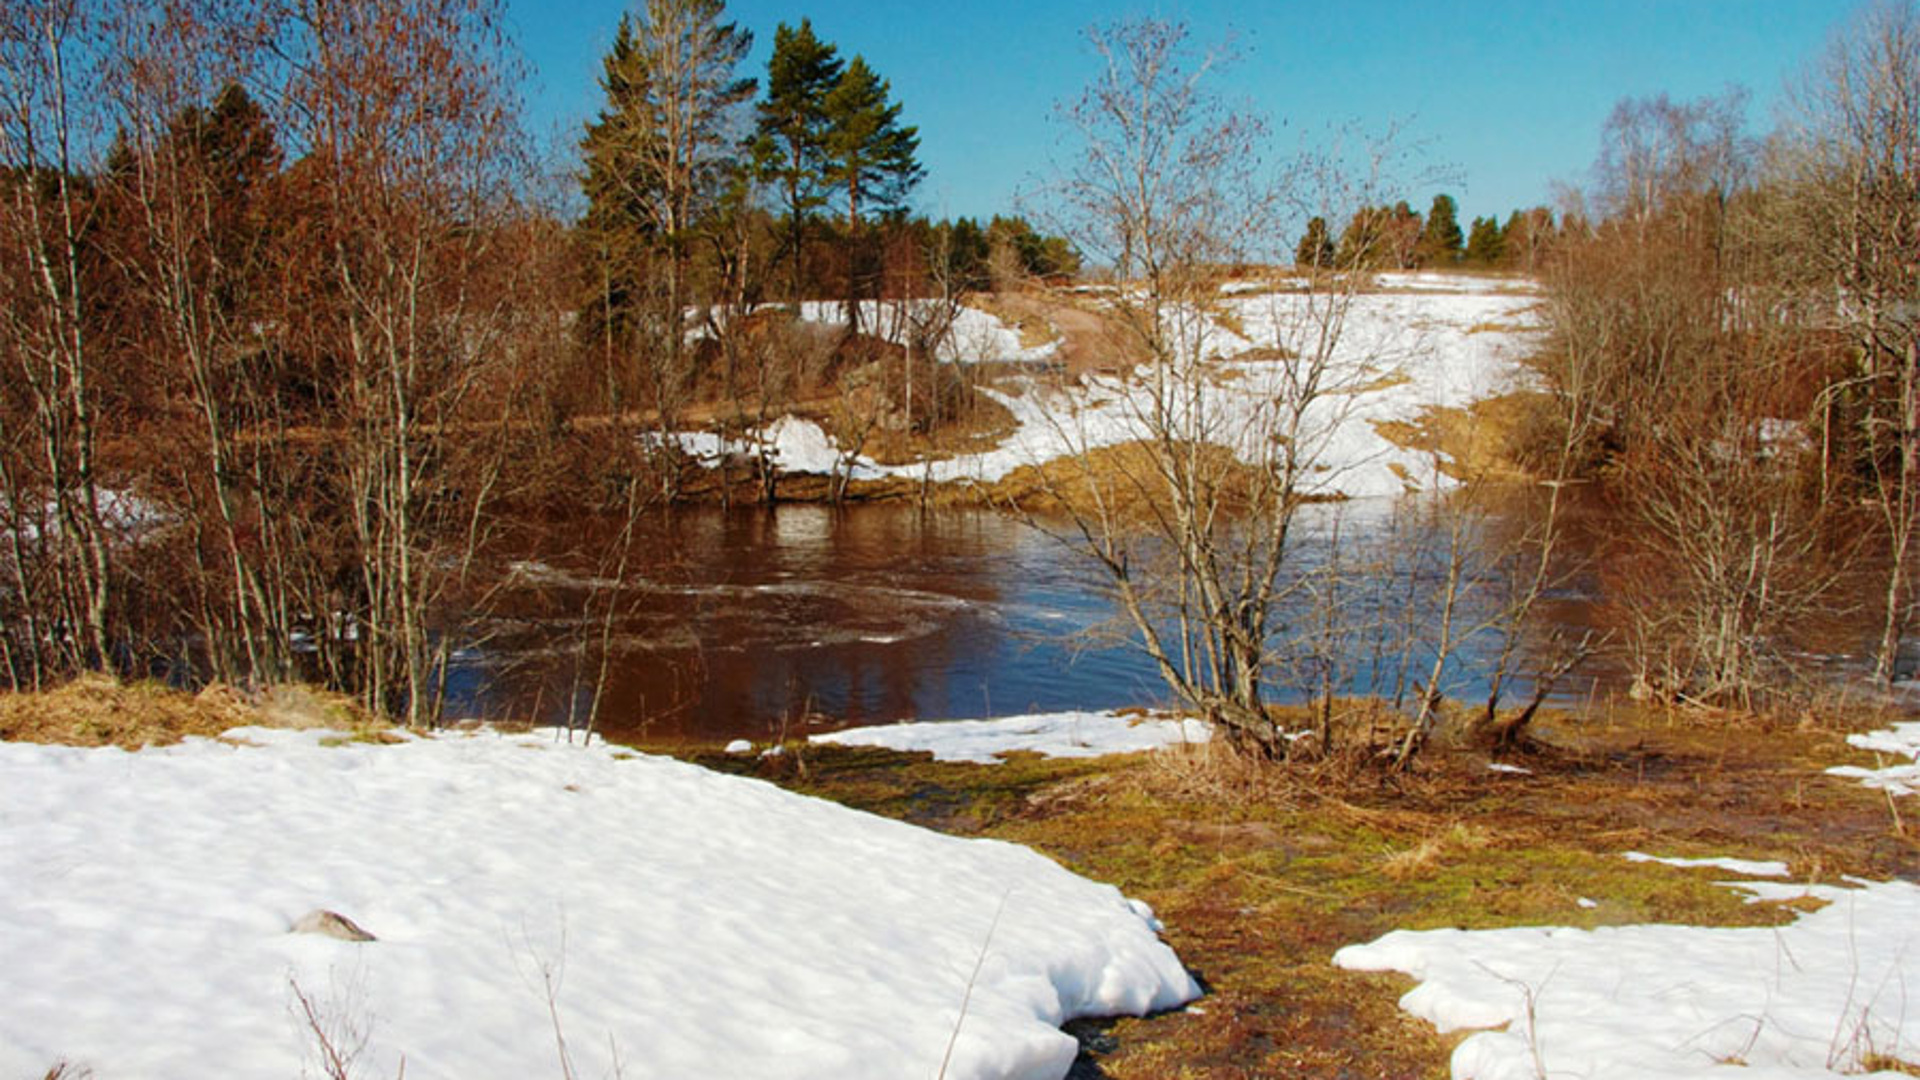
[677,705,1920,1078]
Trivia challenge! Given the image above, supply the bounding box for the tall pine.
[580,0,755,413]
[822,55,921,330]
[1418,193,1463,265]
[753,19,842,301]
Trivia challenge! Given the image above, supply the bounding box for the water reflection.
[445,495,1675,744]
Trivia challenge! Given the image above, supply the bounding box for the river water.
[446,498,1653,744]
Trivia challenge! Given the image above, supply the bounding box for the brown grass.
[0,675,382,749]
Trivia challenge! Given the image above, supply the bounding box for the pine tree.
[1418,193,1463,266]
[1295,215,1334,268]
[822,56,922,228]
[580,0,755,412]
[821,55,921,330]
[753,19,842,300]
[1465,214,1506,265]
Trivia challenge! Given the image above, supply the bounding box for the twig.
[937,891,1012,1080]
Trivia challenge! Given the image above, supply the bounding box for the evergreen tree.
[821,55,921,329]
[580,0,755,410]
[1295,215,1334,268]
[753,19,842,300]
[1464,214,1506,265]
[1418,193,1463,265]
[822,56,922,228]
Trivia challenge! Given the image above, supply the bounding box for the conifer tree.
[821,55,921,329]
[1295,215,1334,268]
[1465,214,1506,264]
[1418,193,1463,265]
[753,19,842,300]
[580,0,755,412]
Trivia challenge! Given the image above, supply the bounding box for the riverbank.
[4,681,1917,1077]
[692,702,1920,1077]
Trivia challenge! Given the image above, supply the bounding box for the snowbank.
[0,728,1198,1080]
[1827,720,1920,797]
[813,710,1211,764]
[1336,877,1920,1079]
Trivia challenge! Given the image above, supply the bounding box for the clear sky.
[503,0,1854,228]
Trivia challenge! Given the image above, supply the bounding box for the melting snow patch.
[813,710,1212,764]
[1335,877,1920,1079]
[1828,720,1920,797]
[0,728,1197,1079]
[1623,851,1792,878]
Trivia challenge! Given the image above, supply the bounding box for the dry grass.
[0,675,383,749]
[1372,390,1545,483]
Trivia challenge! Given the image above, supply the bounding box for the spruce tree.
[753,19,842,300]
[1295,215,1334,268]
[580,0,755,412]
[1465,214,1506,265]
[1418,193,1463,265]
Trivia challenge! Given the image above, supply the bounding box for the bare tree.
[0,0,115,676]
[1779,0,1920,682]
[276,0,529,724]
[1028,18,1410,756]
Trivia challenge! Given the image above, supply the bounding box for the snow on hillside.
[796,300,1061,364]
[1826,720,1920,796]
[725,275,1544,497]
[0,728,1198,1080]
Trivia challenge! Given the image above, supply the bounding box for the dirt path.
[985,291,1150,376]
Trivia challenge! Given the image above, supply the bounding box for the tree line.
[1296,194,1559,272]
[0,0,1072,722]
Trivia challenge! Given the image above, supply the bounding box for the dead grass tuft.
[0,676,384,749]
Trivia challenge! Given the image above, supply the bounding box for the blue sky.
[505,0,1852,227]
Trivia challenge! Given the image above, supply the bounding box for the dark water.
[447,505,1162,742]
[445,498,1644,744]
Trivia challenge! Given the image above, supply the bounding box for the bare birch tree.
[1030,19,1409,756]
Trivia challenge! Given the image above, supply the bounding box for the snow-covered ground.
[0,728,1198,1080]
[1335,725,1920,1079]
[812,710,1211,764]
[1336,877,1920,1079]
[691,275,1544,498]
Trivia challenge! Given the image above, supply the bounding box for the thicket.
[0,0,1074,721]
[1533,4,1920,703]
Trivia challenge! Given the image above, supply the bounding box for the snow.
[1623,851,1792,878]
[1335,877,1920,1079]
[1827,720,1920,796]
[675,276,1545,497]
[1333,722,1920,1079]
[0,728,1198,1080]
[812,710,1212,764]
[794,300,1060,364]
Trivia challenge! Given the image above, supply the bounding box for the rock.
[291,909,376,942]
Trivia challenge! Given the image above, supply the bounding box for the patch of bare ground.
[682,699,1920,1077]
[1373,389,1549,483]
[986,290,1150,376]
